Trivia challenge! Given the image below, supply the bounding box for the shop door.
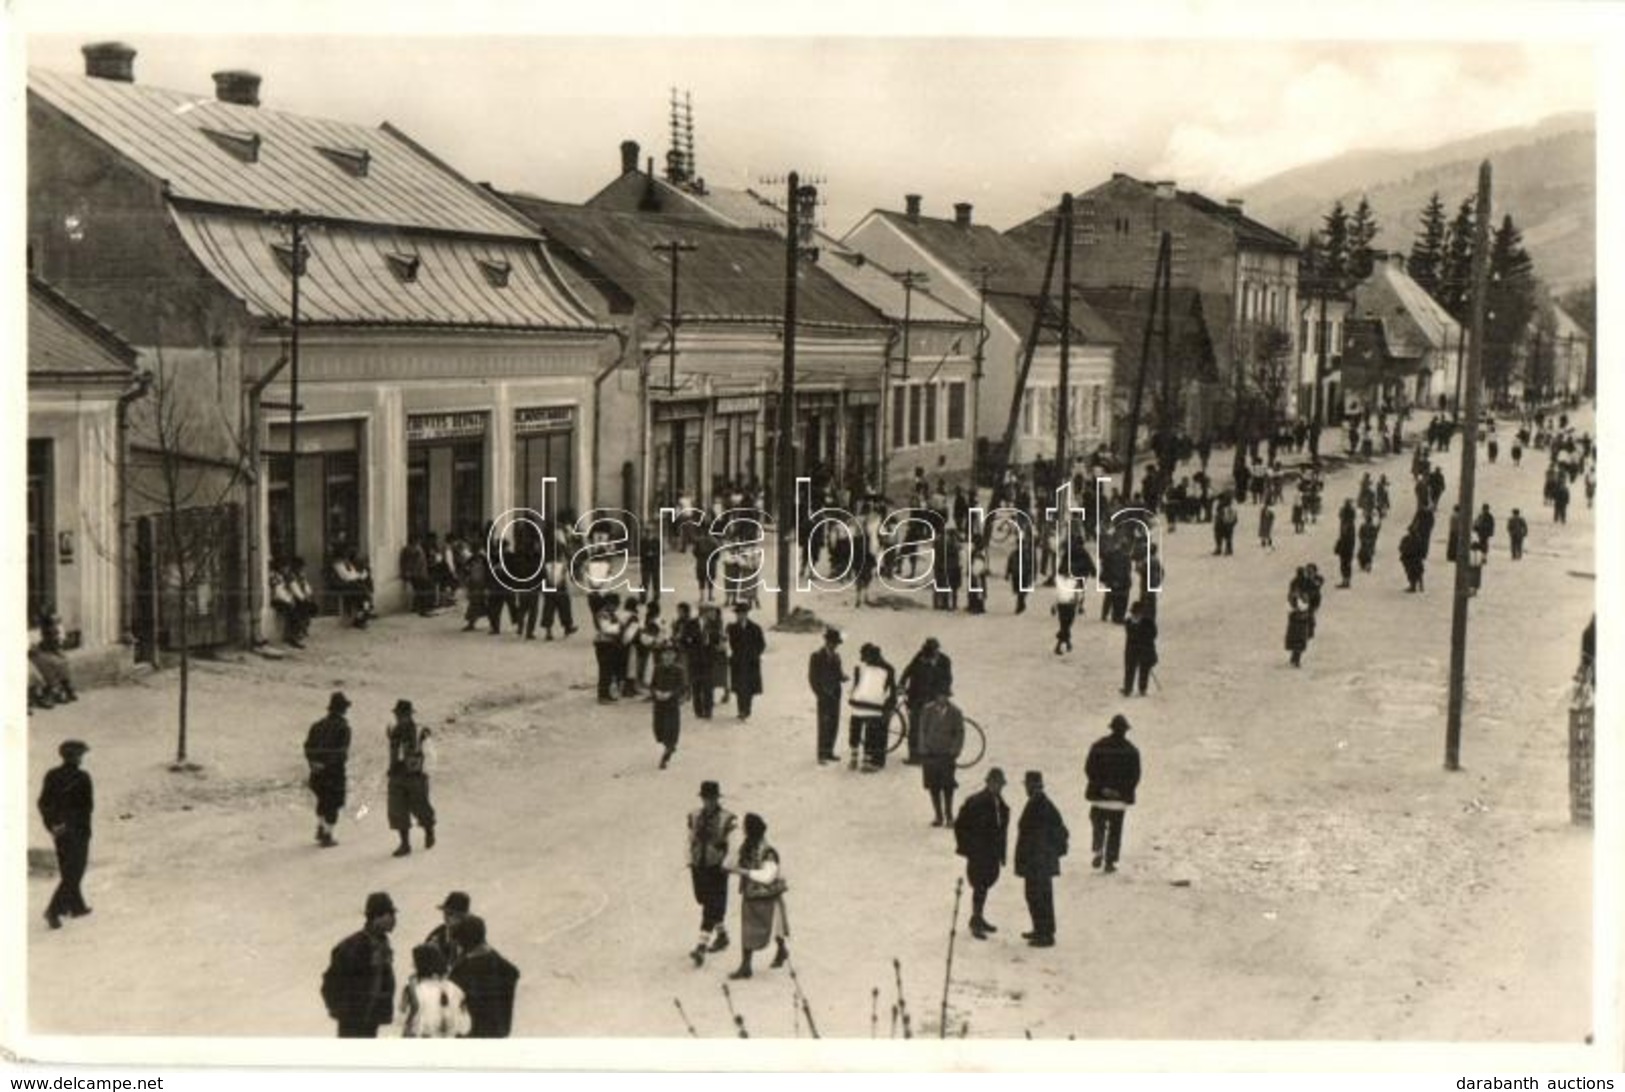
[516,431,574,525]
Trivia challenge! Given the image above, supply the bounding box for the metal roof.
[171,209,603,330]
[28,275,139,377]
[499,194,890,332]
[1350,260,1461,359]
[30,68,538,238]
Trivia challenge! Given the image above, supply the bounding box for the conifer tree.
[1348,196,1379,281]
[1408,192,1447,299]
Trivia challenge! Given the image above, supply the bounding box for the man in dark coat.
[1400,525,1427,593]
[807,628,845,765]
[1084,715,1142,873]
[424,890,471,971]
[1356,513,1380,573]
[899,637,954,764]
[323,892,397,1037]
[1013,771,1068,947]
[38,739,93,929]
[304,691,352,848]
[448,915,521,1037]
[953,767,1010,940]
[1121,601,1159,697]
[1507,508,1529,560]
[1472,503,1496,555]
[725,604,767,721]
[386,699,436,857]
[1098,529,1132,623]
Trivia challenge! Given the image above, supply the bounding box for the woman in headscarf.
[725,812,789,979]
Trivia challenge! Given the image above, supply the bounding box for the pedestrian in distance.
[848,642,898,772]
[808,627,845,765]
[954,768,1011,941]
[966,545,989,615]
[687,780,738,966]
[1258,504,1275,551]
[399,943,472,1038]
[725,603,766,722]
[918,693,966,826]
[423,890,471,971]
[1335,520,1357,589]
[1285,588,1313,668]
[386,699,436,858]
[1399,524,1427,593]
[38,739,94,929]
[592,599,622,705]
[447,915,521,1038]
[1472,503,1496,556]
[539,550,576,639]
[304,691,352,848]
[899,637,954,763]
[1013,771,1069,948]
[322,892,397,1038]
[1084,716,1140,873]
[1052,574,1083,654]
[724,812,790,979]
[651,643,687,769]
[1007,531,1037,614]
[1507,508,1529,560]
[1356,513,1380,574]
[1121,600,1159,697]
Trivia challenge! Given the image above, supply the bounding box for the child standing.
[400,944,471,1039]
[1258,505,1276,551]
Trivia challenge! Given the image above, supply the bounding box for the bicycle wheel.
[955,717,987,770]
[885,704,910,754]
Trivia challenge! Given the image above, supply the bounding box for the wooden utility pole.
[776,173,801,625]
[1056,194,1075,480]
[285,214,305,558]
[1123,232,1171,498]
[996,212,1064,488]
[650,240,697,524]
[968,266,993,495]
[1445,161,1493,772]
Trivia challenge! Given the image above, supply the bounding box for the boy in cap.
[954,767,1011,940]
[1084,715,1142,873]
[304,691,352,848]
[386,699,436,857]
[322,892,397,1037]
[686,781,737,965]
[38,739,94,928]
[1013,771,1069,948]
[807,628,845,765]
[651,643,687,769]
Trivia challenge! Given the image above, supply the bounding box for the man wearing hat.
[424,890,472,969]
[448,914,521,1037]
[686,780,738,966]
[386,699,436,857]
[1013,771,1069,948]
[725,603,767,721]
[38,739,94,929]
[899,637,954,764]
[304,692,353,848]
[321,892,397,1037]
[807,628,845,764]
[953,768,1011,940]
[1084,715,1142,874]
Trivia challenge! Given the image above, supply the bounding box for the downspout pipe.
[116,369,154,653]
[244,351,290,648]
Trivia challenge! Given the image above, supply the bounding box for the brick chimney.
[82,42,136,83]
[1154,180,1176,199]
[620,140,640,175]
[212,70,262,107]
[954,202,973,227]
[905,194,922,223]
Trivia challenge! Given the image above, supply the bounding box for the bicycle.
[883,703,987,770]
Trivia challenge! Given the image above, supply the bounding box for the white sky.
[10,2,1607,237]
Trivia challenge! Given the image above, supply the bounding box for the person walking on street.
[918,693,966,826]
[849,642,898,772]
[1285,585,1313,667]
[305,691,352,848]
[726,604,766,722]
[687,781,737,966]
[724,812,790,979]
[1508,508,1529,560]
[1335,519,1357,589]
[1121,601,1159,697]
[899,638,954,763]
[1084,715,1141,874]
[1473,503,1496,555]
[399,944,471,1038]
[322,892,398,1038]
[38,739,94,929]
[1013,771,1069,948]
[540,550,576,639]
[1400,524,1427,593]
[423,891,471,971]
[386,699,436,858]
[1553,475,1571,524]
[954,768,1011,940]
[1356,512,1380,573]
[651,644,687,769]
[1007,531,1037,614]
[447,915,521,1038]
[808,628,845,765]
[592,600,622,705]
[1052,575,1083,654]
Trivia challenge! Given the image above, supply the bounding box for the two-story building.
[843,196,1119,481]
[1007,175,1299,440]
[29,44,620,638]
[1344,251,1463,412]
[585,144,982,498]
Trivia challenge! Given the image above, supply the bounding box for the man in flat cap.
[386,699,436,857]
[1013,770,1069,948]
[304,692,352,848]
[954,767,1010,940]
[686,780,737,966]
[1084,714,1142,874]
[424,890,472,970]
[38,739,93,929]
[807,628,845,765]
[322,892,397,1037]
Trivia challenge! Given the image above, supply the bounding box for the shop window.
[908,385,923,446]
[924,383,938,444]
[892,387,906,449]
[946,381,967,440]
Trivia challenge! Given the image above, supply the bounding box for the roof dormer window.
[386,252,421,283]
[317,145,371,178]
[477,257,511,288]
[201,127,261,164]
